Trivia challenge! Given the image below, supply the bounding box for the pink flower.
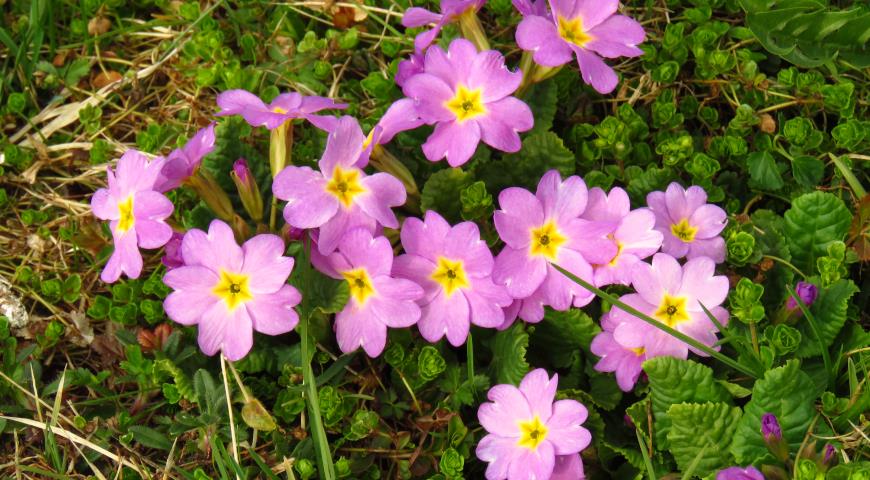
[161,232,185,270]
[611,253,730,360]
[162,220,301,361]
[493,170,617,322]
[516,0,645,94]
[216,89,346,130]
[402,0,486,52]
[717,466,764,480]
[393,211,512,346]
[589,311,646,392]
[91,150,174,283]
[402,39,533,167]
[581,187,663,287]
[647,183,727,263]
[395,52,425,88]
[476,369,591,480]
[272,116,406,255]
[155,123,216,192]
[314,228,424,357]
[551,453,585,480]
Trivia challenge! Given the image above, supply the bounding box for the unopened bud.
[230,158,264,222]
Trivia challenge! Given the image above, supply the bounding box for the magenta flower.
[216,89,347,130]
[589,311,646,392]
[551,454,585,480]
[647,183,727,263]
[476,369,591,480]
[91,150,174,283]
[393,211,512,346]
[610,253,730,359]
[402,39,533,167]
[716,466,764,480]
[161,232,184,270]
[155,123,216,192]
[396,52,425,88]
[272,116,406,255]
[786,281,818,310]
[162,220,301,361]
[314,228,424,357]
[582,187,663,287]
[516,0,645,94]
[512,0,548,17]
[403,0,486,52]
[761,412,782,443]
[493,170,617,322]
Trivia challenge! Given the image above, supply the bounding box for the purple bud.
[233,158,251,184]
[161,232,184,270]
[786,281,818,310]
[716,466,764,480]
[823,444,836,464]
[761,412,782,441]
[623,414,635,429]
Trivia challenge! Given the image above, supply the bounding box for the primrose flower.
[216,89,347,130]
[162,220,301,361]
[610,253,729,359]
[403,0,486,52]
[786,281,818,311]
[402,38,533,167]
[590,311,646,392]
[493,170,617,322]
[476,369,591,480]
[314,228,424,357]
[716,466,764,480]
[516,0,645,94]
[582,187,663,287]
[272,116,406,255]
[91,150,174,283]
[647,183,727,263]
[155,123,216,192]
[551,454,585,480]
[393,211,512,346]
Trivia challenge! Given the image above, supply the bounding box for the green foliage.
[783,192,852,274]
[731,360,817,464]
[730,278,766,323]
[421,168,474,222]
[417,346,447,382]
[666,402,742,477]
[795,279,859,357]
[488,323,530,385]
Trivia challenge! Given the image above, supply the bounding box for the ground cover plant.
[0,0,869,478]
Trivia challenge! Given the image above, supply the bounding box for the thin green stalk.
[830,153,867,198]
[635,428,657,480]
[787,285,832,389]
[552,264,757,378]
[762,254,807,280]
[300,239,336,480]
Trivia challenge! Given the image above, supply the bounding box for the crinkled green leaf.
[667,402,742,477]
[525,80,558,135]
[421,167,474,223]
[783,191,852,274]
[488,323,529,385]
[731,360,817,464]
[644,357,731,446]
[479,131,575,192]
[796,279,859,357]
[129,425,173,451]
[747,151,785,190]
[529,308,599,369]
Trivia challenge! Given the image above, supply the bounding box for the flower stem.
[458,10,490,51]
[370,145,420,213]
[829,153,867,198]
[269,122,294,232]
[219,354,241,480]
[552,263,757,378]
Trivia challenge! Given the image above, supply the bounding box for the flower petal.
[245,284,301,335]
[273,166,338,229]
[546,400,591,455]
[536,170,588,223]
[494,187,544,248]
[492,246,547,299]
[422,120,481,167]
[517,15,574,67]
[519,369,557,420]
[574,48,618,94]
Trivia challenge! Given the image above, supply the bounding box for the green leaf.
[783,191,852,274]
[479,131,575,192]
[791,155,825,188]
[747,151,784,190]
[488,323,530,385]
[193,369,224,416]
[129,426,173,451]
[644,357,731,446]
[242,397,278,432]
[740,1,870,68]
[731,360,817,465]
[525,80,558,135]
[529,308,599,369]
[667,402,742,477]
[795,279,859,357]
[421,168,474,223]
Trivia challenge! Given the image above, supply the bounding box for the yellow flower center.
[362,129,375,150]
[517,416,549,450]
[671,219,698,243]
[342,268,376,305]
[272,106,287,114]
[444,85,487,123]
[116,195,135,233]
[325,166,366,207]
[431,257,470,296]
[654,294,691,328]
[212,270,254,311]
[558,16,593,47]
[529,221,567,260]
[629,346,645,356]
[607,240,624,267]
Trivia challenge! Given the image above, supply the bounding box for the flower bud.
[186,168,234,222]
[819,443,836,472]
[761,413,789,461]
[161,232,184,269]
[230,158,264,222]
[786,281,818,311]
